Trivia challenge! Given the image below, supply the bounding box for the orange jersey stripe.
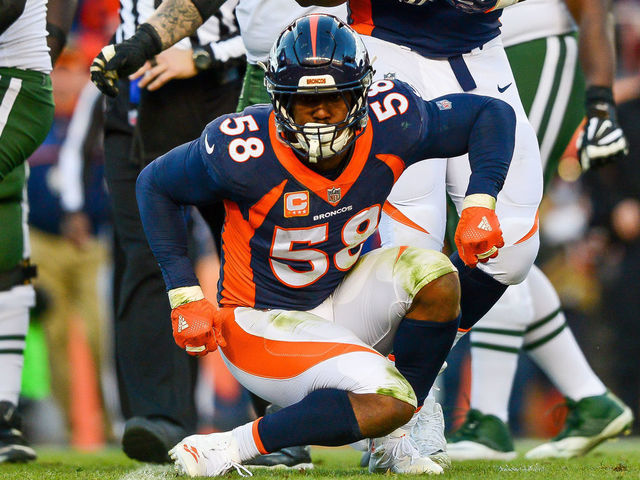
[269,112,373,206]
[219,308,382,378]
[382,201,430,235]
[376,154,405,183]
[350,0,374,36]
[514,211,539,245]
[220,181,287,307]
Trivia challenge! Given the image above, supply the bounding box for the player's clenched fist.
[169,286,226,357]
[90,24,163,97]
[455,194,504,268]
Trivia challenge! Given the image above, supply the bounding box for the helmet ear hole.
[264,13,373,163]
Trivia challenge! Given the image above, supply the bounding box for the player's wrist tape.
[585,85,615,107]
[136,23,163,59]
[462,193,496,211]
[168,286,205,309]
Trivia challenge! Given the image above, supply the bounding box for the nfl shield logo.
[327,187,341,204]
[435,99,452,110]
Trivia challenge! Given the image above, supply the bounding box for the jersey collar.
[268,112,373,206]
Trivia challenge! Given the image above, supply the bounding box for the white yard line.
[118,464,177,480]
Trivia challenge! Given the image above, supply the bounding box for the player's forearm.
[567,0,615,88]
[0,0,26,35]
[46,0,77,65]
[146,0,225,50]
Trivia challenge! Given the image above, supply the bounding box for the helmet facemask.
[269,74,372,164]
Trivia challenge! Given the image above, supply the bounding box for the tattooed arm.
[146,0,227,49]
[90,0,226,96]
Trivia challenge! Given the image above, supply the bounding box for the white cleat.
[411,396,451,469]
[169,432,252,477]
[369,419,443,475]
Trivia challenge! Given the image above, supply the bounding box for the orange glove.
[455,194,504,268]
[169,287,226,357]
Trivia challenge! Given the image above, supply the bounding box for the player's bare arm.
[46,0,77,65]
[0,0,27,35]
[565,0,614,87]
[566,0,628,169]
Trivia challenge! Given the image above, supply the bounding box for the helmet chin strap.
[294,123,353,163]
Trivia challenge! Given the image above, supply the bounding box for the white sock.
[526,327,606,400]
[232,420,263,462]
[524,266,606,400]
[0,288,32,406]
[470,347,520,423]
[468,282,532,422]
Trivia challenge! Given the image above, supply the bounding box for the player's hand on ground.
[169,290,226,357]
[577,86,629,171]
[90,24,163,97]
[130,47,198,92]
[455,194,504,267]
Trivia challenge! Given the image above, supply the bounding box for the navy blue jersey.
[136,80,515,310]
[349,0,501,57]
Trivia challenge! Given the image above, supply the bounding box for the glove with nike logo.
[576,86,629,171]
[90,23,163,97]
[455,194,504,267]
[169,286,226,357]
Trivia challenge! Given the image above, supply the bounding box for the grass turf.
[1,438,639,479]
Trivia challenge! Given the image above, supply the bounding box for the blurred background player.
[443,0,633,461]
[95,0,245,463]
[0,0,75,461]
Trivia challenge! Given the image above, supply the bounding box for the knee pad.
[477,230,539,285]
[394,247,457,298]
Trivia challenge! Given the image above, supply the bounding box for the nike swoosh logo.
[497,83,512,93]
[204,134,215,155]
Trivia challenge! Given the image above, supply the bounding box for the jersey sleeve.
[136,125,230,291]
[409,93,516,199]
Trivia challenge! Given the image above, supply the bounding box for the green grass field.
[2,438,639,480]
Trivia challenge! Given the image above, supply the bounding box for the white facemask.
[293,122,353,163]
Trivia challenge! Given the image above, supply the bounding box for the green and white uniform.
[0,0,54,406]
[234,0,347,111]
[501,0,583,185]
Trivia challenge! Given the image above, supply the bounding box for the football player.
[0,0,75,462]
[136,15,517,476]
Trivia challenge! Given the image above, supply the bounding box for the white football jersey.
[500,0,577,48]
[235,0,347,65]
[0,0,51,72]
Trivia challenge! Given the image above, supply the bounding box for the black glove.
[577,86,629,171]
[90,23,163,97]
